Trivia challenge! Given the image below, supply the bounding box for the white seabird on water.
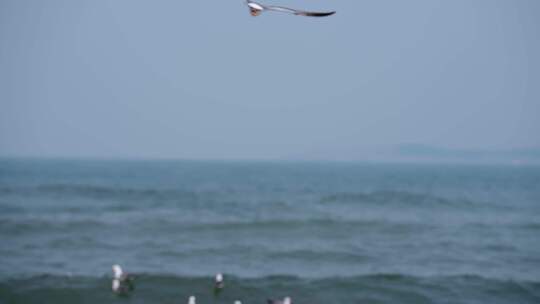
[111,264,135,295]
[189,296,197,304]
[268,297,292,304]
[214,273,225,296]
[246,0,335,17]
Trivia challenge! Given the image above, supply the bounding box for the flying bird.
[111,264,135,295]
[214,273,225,296]
[268,297,292,304]
[246,0,335,17]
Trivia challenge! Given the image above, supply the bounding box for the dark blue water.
[1,159,539,303]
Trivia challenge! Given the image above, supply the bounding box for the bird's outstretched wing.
[266,5,335,17]
[246,0,335,17]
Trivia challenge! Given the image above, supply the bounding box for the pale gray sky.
[1,0,539,160]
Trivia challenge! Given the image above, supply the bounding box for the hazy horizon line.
[2,154,539,167]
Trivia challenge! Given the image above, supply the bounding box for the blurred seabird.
[246,0,335,17]
[268,297,292,304]
[111,264,135,295]
[214,273,225,296]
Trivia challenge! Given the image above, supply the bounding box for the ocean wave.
[0,216,432,237]
[156,247,371,264]
[1,274,538,304]
[320,190,476,208]
[0,218,117,235]
[0,184,207,202]
[1,185,477,208]
[149,218,433,237]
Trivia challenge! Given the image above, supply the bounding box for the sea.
[0,159,539,304]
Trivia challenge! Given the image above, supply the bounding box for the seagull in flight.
[214,273,224,296]
[246,0,335,17]
[268,297,292,304]
[111,264,135,295]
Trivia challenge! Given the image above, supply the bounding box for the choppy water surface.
[1,159,539,303]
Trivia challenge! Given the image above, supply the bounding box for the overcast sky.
[1,0,539,160]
